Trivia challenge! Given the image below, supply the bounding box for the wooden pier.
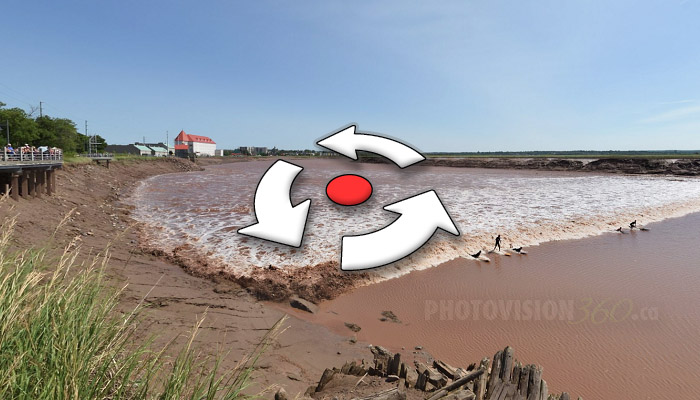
[0,151,63,201]
[81,153,114,168]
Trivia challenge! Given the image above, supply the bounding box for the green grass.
[62,154,162,165]
[112,154,166,161]
[0,215,283,399]
[62,153,94,164]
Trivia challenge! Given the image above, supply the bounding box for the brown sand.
[294,213,700,399]
[0,158,372,397]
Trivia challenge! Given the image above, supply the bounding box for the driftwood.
[371,346,394,376]
[397,378,406,398]
[351,387,404,400]
[501,347,514,383]
[416,362,448,389]
[416,369,430,391]
[539,380,547,400]
[314,346,575,400]
[526,365,542,400]
[342,361,356,374]
[316,368,336,392]
[473,358,490,400]
[426,368,485,400]
[355,372,368,387]
[400,362,419,388]
[511,363,521,386]
[434,360,458,380]
[487,350,503,395]
[517,365,530,396]
[389,353,401,376]
[441,390,476,400]
[489,381,517,400]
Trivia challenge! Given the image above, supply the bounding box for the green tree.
[0,103,39,146]
[36,115,81,152]
[0,101,109,152]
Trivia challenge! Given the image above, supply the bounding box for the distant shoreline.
[360,156,700,176]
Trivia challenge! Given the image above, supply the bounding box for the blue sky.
[1,1,699,151]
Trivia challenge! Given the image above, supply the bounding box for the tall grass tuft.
[0,217,284,399]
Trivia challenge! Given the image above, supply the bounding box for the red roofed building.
[174,130,217,156]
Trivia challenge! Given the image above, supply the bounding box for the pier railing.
[80,153,114,158]
[1,149,63,163]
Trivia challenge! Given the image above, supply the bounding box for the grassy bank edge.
[0,213,284,399]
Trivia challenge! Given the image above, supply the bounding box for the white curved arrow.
[317,125,425,168]
[238,160,311,247]
[341,190,459,271]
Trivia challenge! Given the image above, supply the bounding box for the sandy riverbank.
[0,158,374,397]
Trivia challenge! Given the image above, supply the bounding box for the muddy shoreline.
[0,157,375,397]
[361,156,700,175]
[142,240,372,303]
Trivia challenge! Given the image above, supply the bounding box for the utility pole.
[85,121,88,153]
[4,121,9,145]
[39,101,43,118]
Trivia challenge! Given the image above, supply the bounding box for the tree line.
[0,101,106,154]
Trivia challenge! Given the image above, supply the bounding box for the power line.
[0,82,36,105]
[0,82,86,123]
[0,88,35,109]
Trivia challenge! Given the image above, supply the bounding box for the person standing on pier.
[493,234,502,251]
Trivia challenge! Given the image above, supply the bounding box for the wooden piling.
[46,170,53,195]
[474,358,490,400]
[36,170,44,198]
[21,171,28,197]
[526,365,542,400]
[487,349,503,396]
[29,170,36,198]
[501,346,514,383]
[517,364,530,396]
[10,174,19,201]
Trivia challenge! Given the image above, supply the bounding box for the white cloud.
[639,103,700,124]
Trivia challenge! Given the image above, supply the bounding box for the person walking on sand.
[493,234,501,251]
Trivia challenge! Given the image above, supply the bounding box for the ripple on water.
[128,159,700,278]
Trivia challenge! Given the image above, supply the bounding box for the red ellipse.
[326,174,373,206]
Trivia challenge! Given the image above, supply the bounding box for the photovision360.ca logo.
[425,298,659,325]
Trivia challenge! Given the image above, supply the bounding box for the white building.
[239,146,268,156]
[174,130,216,156]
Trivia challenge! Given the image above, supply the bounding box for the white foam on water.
[128,159,700,280]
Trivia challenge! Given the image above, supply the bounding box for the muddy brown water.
[298,213,700,399]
